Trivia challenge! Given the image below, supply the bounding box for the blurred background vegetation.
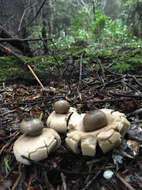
[0,0,142,80]
[25,0,142,49]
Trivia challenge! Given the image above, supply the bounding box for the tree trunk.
[0,0,33,56]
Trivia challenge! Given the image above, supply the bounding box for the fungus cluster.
[13,100,130,165]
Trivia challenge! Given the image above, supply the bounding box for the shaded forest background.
[0,0,142,82]
[1,0,142,38]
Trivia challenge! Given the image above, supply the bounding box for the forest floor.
[0,63,142,190]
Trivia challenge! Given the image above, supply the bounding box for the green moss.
[1,45,142,82]
[108,47,142,73]
[0,55,65,82]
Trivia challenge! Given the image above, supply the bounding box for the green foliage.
[109,47,142,73]
[92,10,109,39]
[111,61,131,73]
[53,35,75,49]
[68,6,142,73]
[24,1,142,74]
[28,25,42,38]
[0,56,21,80]
[71,5,93,41]
[103,19,131,43]
[71,8,134,48]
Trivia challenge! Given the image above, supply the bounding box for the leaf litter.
[0,69,142,190]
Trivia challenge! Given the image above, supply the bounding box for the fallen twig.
[82,171,101,190]
[61,172,67,190]
[0,44,45,89]
[116,173,136,190]
[0,37,52,42]
[79,53,83,87]
[11,165,23,190]
[110,92,142,99]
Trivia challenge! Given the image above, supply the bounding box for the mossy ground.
[0,55,61,82]
[0,45,142,82]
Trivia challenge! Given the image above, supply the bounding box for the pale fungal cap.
[47,107,77,133]
[66,109,130,156]
[13,128,61,165]
[20,119,44,136]
[54,100,70,114]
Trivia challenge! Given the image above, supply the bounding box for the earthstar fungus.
[13,119,61,165]
[47,100,77,133]
[65,109,130,156]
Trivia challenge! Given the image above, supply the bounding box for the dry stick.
[43,170,55,190]
[11,164,23,190]
[132,75,142,89]
[96,76,125,89]
[0,37,52,42]
[126,83,138,92]
[60,172,67,190]
[17,0,48,35]
[0,44,45,89]
[116,173,136,190]
[82,170,101,190]
[27,64,44,89]
[11,173,22,190]
[79,53,83,86]
[98,59,105,83]
[110,92,142,99]
[18,1,40,32]
[77,53,84,101]
[18,8,27,32]
[49,39,61,68]
[0,25,32,55]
